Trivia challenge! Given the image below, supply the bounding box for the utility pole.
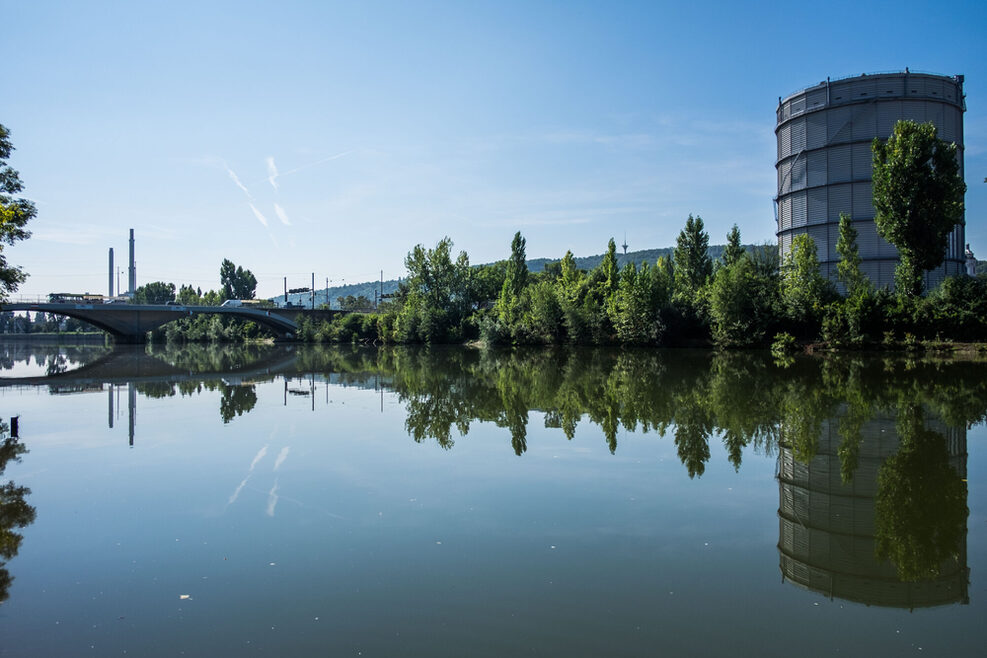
[311,273,315,309]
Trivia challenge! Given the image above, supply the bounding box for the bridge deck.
[0,303,352,342]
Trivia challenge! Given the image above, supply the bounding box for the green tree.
[722,224,744,267]
[176,284,202,305]
[651,256,675,307]
[673,214,712,296]
[497,231,528,325]
[558,250,581,305]
[337,295,372,311]
[835,213,870,299]
[710,254,776,347]
[780,234,833,327]
[395,237,472,342]
[471,261,506,306]
[612,262,661,345]
[133,281,176,304]
[556,250,591,343]
[596,238,621,328]
[823,213,879,347]
[525,279,563,342]
[0,125,36,298]
[872,120,966,297]
[220,259,257,301]
[598,238,619,297]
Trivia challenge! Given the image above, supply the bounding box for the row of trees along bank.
[305,120,982,348]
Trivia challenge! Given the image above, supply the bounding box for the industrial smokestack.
[128,229,136,295]
[108,248,114,297]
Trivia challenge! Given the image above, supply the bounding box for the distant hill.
[269,244,764,308]
[526,245,746,273]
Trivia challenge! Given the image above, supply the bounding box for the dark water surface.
[0,342,984,657]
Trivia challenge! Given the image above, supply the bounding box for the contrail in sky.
[273,203,291,226]
[278,151,352,179]
[266,157,280,191]
[226,165,254,200]
[246,151,351,186]
[249,203,270,227]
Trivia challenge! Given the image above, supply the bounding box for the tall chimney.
[108,248,114,297]
[128,229,136,295]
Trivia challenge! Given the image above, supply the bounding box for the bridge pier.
[108,332,148,345]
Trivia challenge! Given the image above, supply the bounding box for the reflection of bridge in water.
[0,346,302,388]
[777,407,969,609]
[0,302,349,343]
[0,347,389,445]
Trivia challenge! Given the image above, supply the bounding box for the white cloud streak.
[226,164,254,201]
[249,203,270,227]
[273,203,291,226]
[266,156,280,191]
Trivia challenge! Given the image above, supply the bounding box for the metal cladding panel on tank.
[775,72,966,290]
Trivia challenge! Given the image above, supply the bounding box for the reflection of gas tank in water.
[777,406,969,608]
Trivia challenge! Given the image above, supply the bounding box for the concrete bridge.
[0,302,348,343]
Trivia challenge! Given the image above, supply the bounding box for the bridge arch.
[0,303,300,343]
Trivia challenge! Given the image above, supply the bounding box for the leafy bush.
[771,332,797,358]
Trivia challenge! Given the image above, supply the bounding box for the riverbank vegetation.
[294,214,986,350]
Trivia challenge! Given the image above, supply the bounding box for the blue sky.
[3,0,986,298]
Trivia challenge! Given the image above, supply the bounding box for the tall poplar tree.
[673,214,712,295]
[835,213,870,299]
[722,224,744,267]
[497,231,528,325]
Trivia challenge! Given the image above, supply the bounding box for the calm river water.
[0,341,984,657]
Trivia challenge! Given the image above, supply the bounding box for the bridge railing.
[3,295,51,304]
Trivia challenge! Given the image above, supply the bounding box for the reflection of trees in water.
[0,343,111,375]
[135,381,177,399]
[320,347,987,486]
[44,353,69,376]
[777,394,970,607]
[17,342,987,483]
[220,385,258,424]
[875,405,968,582]
[0,424,36,605]
[147,342,287,375]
